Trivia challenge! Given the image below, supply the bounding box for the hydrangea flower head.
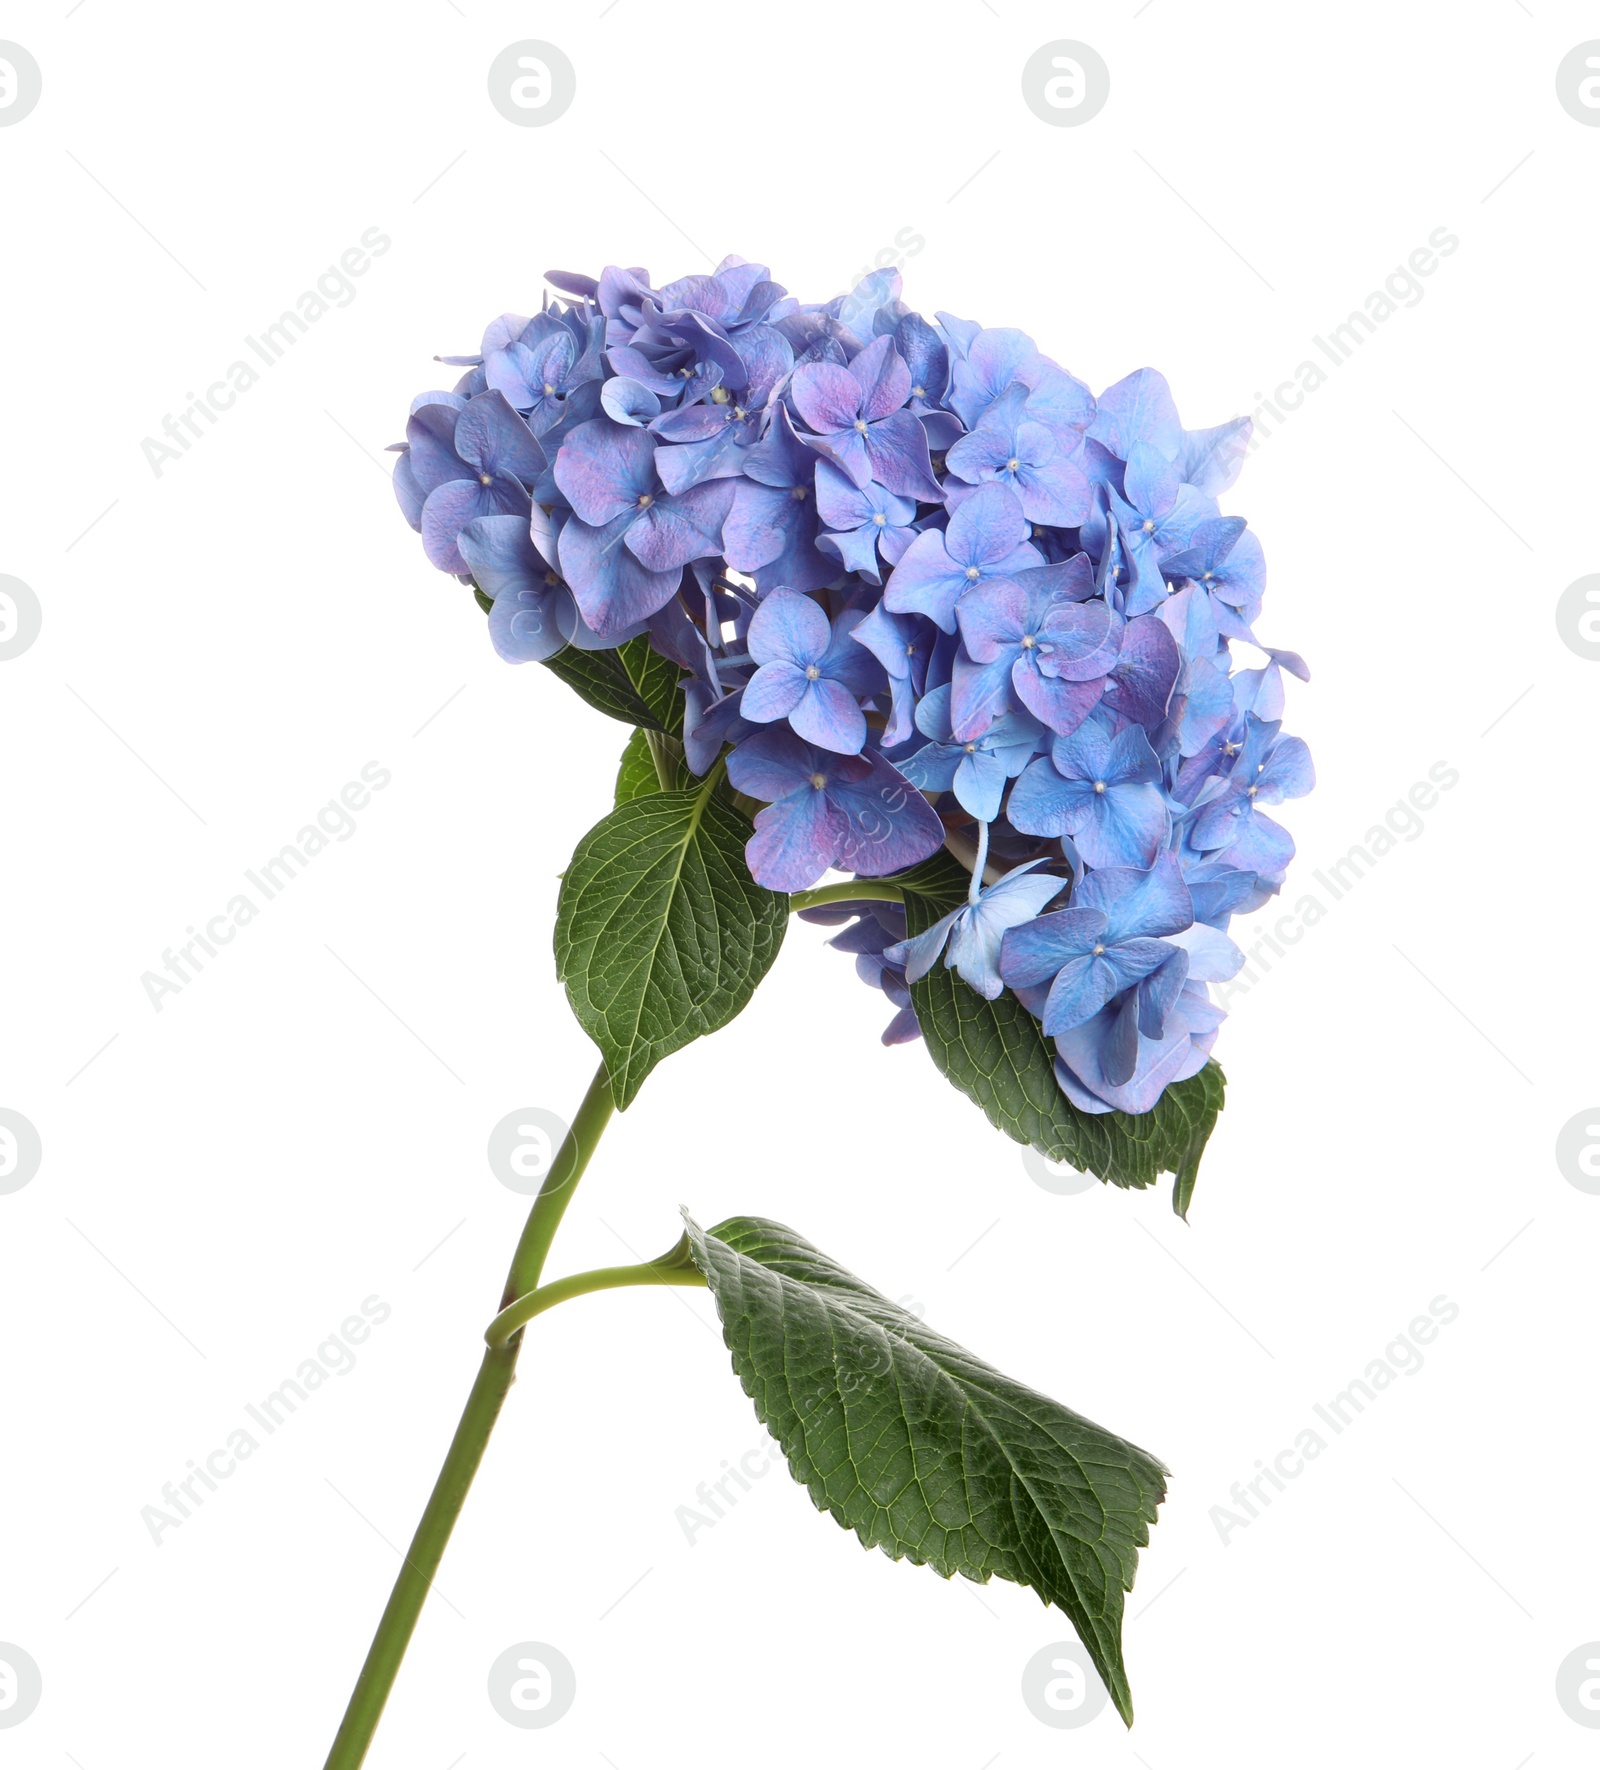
[390,255,1313,1124]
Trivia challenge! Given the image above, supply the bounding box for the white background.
[2,2,1595,1765]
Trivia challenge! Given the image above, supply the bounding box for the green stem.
[501,1062,616,1307]
[485,1255,705,1349]
[321,1342,517,1769]
[789,879,906,912]
[322,1059,616,1770]
[643,728,683,792]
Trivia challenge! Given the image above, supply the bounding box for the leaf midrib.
[599,767,726,1093]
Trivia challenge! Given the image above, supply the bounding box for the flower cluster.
[391,256,1312,1116]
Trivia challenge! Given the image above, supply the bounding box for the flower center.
[1093,780,1107,794]
[911,384,926,397]
[711,386,731,404]
[809,771,827,789]
[479,473,493,486]
[964,566,981,580]
[1142,518,1155,533]
[1006,457,1020,472]
[963,743,977,754]
[637,493,653,508]
[1246,784,1259,798]
[873,512,887,526]
[542,382,556,395]
[1092,943,1106,955]
[791,484,807,500]
[853,419,868,433]
[805,664,821,680]
[1020,633,1036,649]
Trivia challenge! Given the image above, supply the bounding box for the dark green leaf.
[555,769,787,1108]
[541,635,685,736]
[1163,1060,1226,1220]
[615,635,686,735]
[685,1212,1166,1726]
[613,729,689,803]
[900,855,1225,1202]
[614,728,660,805]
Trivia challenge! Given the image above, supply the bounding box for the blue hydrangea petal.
[553,416,656,525]
[1136,947,1191,1039]
[829,753,945,877]
[1083,853,1194,941]
[556,511,682,637]
[600,377,663,427]
[849,334,913,422]
[998,906,1106,990]
[788,676,868,755]
[1089,368,1182,461]
[952,747,1008,821]
[454,391,546,486]
[790,360,863,434]
[1012,669,1104,737]
[420,476,528,573]
[624,478,736,573]
[862,411,944,501]
[746,786,852,891]
[1074,784,1168,868]
[740,659,811,724]
[1006,756,1090,837]
[748,588,831,667]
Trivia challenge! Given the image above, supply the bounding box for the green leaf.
[685,1212,1166,1726]
[612,729,690,803]
[555,769,787,1108]
[1163,1060,1226,1220]
[541,635,685,736]
[614,728,659,804]
[616,635,686,734]
[899,851,1225,1206]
